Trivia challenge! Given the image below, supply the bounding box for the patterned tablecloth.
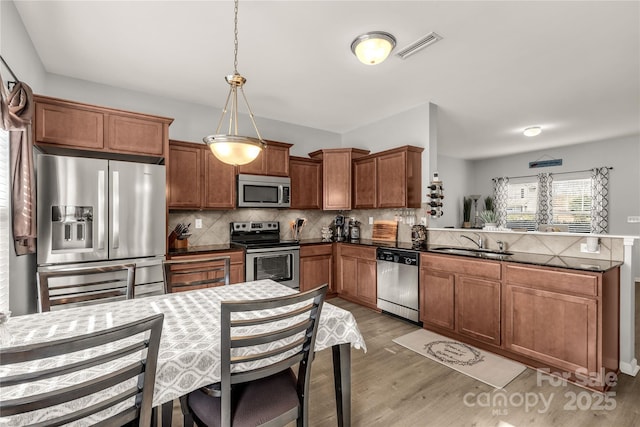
[0,280,366,426]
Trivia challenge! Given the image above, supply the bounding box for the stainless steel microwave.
[237,174,291,208]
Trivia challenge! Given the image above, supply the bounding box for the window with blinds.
[505,179,538,231]
[551,176,592,233]
[0,130,9,312]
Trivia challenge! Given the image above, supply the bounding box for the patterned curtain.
[536,172,553,226]
[492,177,509,228]
[591,167,609,233]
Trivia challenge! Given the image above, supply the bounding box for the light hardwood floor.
[173,285,640,427]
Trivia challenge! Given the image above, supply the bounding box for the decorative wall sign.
[529,158,563,168]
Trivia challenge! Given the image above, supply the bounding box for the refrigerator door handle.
[112,170,120,249]
[97,170,106,250]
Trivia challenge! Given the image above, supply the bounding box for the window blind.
[0,130,9,311]
[505,179,538,231]
[551,176,592,233]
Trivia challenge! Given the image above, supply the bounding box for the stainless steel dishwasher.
[376,247,420,323]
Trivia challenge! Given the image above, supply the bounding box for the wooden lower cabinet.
[166,250,245,292]
[420,253,501,346]
[299,244,333,293]
[420,253,620,391]
[336,244,377,309]
[503,263,619,389]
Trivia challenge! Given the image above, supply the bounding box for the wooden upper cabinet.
[167,142,202,209]
[353,145,423,209]
[107,114,165,156]
[352,156,377,209]
[309,148,369,211]
[203,150,236,209]
[35,101,105,150]
[289,156,322,210]
[168,140,236,210]
[33,95,173,158]
[237,140,292,176]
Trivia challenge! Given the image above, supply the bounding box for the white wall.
[469,134,640,236]
[1,0,48,315]
[436,155,473,228]
[341,102,433,205]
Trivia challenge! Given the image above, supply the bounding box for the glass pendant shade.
[204,135,263,166]
[351,32,396,65]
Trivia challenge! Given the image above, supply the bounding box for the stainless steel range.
[230,221,300,289]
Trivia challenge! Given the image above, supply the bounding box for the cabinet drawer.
[339,244,376,260]
[421,253,501,280]
[301,244,333,257]
[504,264,598,297]
[168,250,244,264]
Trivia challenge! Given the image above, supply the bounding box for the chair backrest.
[162,256,231,293]
[219,284,328,426]
[37,263,136,312]
[0,313,164,427]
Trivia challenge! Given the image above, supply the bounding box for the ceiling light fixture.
[351,31,396,65]
[523,126,542,137]
[203,0,265,166]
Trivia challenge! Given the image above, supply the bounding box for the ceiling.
[13,1,640,160]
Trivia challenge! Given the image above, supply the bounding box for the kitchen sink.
[431,247,514,259]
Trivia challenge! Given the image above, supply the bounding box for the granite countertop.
[298,239,622,272]
[169,239,622,273]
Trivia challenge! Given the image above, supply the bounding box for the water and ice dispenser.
[51,205,93,251]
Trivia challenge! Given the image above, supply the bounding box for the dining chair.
[36,263,136,312]
[163,256,231,293]
[182,284,328,427]
[0,313,164,426]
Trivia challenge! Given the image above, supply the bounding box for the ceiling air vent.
[396,32,442,60]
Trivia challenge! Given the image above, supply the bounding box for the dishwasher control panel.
[376,248,419,266]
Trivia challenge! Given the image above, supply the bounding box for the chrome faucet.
[461,233,483,249]
[497,240,505,251]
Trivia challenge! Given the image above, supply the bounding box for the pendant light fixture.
[351,31,396,65]
[203,0,265,166]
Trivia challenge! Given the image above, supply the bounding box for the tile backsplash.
[168,207,423,246]
[427,228,625,262]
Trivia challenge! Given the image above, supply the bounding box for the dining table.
[0,279,367,426]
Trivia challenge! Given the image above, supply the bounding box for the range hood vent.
[396,32,442,59]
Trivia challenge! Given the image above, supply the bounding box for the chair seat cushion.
[188,368,300,427]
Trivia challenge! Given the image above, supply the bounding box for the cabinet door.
[456,276,501,345]
[504,284,598,374]
[237,149,267,175]
[265,144,290,176]
[338,256,358,297]
[203,150,236,209]
[34,101,104,150]
[353,157,376,208]
[420,268,455,330]
[168,143,202,208]
[376,150,407,208]
[290,157,322,209]
[323,151,353,210]
[300,254,333,292]
[356,258,377,307]
[107,114,165,156]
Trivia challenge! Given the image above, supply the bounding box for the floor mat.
[393,329,527,389]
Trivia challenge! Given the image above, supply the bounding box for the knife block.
[168,231,189,249]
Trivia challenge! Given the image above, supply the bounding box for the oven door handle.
[245,246,300,254]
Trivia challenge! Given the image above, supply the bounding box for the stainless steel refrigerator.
[36,154,166,300]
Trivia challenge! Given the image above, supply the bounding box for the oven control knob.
[405,258,414,265]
